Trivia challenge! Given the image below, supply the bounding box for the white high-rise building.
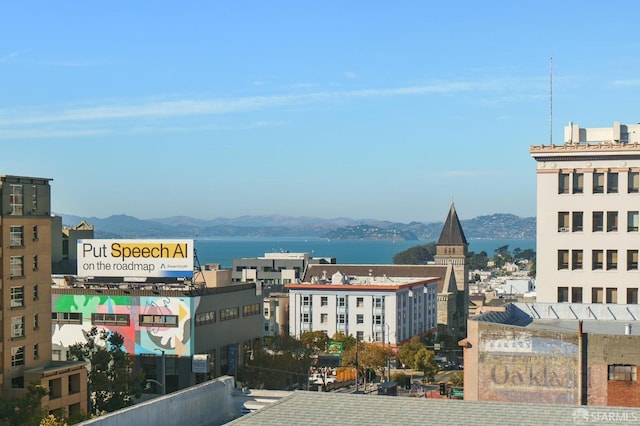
[530,121,640,304]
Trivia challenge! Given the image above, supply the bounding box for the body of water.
[194,237,536,268]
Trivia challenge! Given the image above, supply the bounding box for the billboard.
[77,239,194,278]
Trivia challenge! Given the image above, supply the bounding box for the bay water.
[194,237,536,268]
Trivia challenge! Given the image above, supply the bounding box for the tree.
[341,341,391,382]
[300,331,329,355]
[468,250,489,270]
[68,327,144,416]
[413,348,438,383]
[330,332,355,352]
[450,371,464,388]
[396,336,424,368]
[393,242,436,265]
[0,383,49,426]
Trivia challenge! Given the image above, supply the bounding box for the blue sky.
[2,1,640,223]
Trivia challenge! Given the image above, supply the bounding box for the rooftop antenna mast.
[549,56,553,146]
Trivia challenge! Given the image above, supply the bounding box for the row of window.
[557,249,639,271]
[558,170,639,194]
[9,256,40,278]
[303,296,385,308]
[557,287,639,304]
[10,285,39,308]
[558,211,638,232]
[10,344,40,368]
[9,183,39,216]
[52,312,179,327]
[243,303,261,317]
[220,307,240,321]
[314,313,386,324]
[9,225,39,247]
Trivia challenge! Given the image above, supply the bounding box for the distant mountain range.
[57,213,536,241]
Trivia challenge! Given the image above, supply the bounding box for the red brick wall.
[608,378,640,407]
[587,364,607,406]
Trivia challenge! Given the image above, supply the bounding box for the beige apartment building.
[0,175,87,417]
[530,122,640,304]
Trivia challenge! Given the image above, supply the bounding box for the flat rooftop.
[474,302,640,335]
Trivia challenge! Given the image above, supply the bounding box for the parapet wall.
[78,376,238,426]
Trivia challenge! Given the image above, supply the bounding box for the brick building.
[463,302,640,407]
[0,175,87,417]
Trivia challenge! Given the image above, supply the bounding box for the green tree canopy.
[413,347,438,383]
[396,336,425,368]
[69,327,144,416]
[393,242,436,265]
[0,383,49,426]
[300,331,330,355]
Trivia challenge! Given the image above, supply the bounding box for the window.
[32,225,38,241]
[320,296,328,306]
[31,185,37,212]
[628,288,639,304]
[52,312,81,324]
[628,211,639,232]
[34,343,39,360]
[558,287,569,303]
[629,171,640,193]
[573,172,584,194]
[356,297,364,308]
[557,250,569,270]
[374,297,384,308]
[572,250,583,270]
[337,314,346,324]
[558,212,569,232]
[558,173,570,194]
[195,311,216,325]
[302,296,311,307]
[373,315,383,325]
[592,287,604,303]
[593,211,604,232]
[357,314,364,324]
[139,314,179,326]
[572,212,583,232]
[320,313,328,323]
[91,313,130,326]
[607,211,618,231]
[301,313,310,323]
[628,250,639,271]
[9,184,23,215]
[571,287,583,303]
[10,226,23,247]
[607,172,619,193]
[607,250,618,270]
[33,314,39,330]
[356,331,364,341]
[218,308,239,322]
[593,172,605,193]
[608,365,636,381]
[606,287,618,304]
[592,250,603,270]
[243,303,261,316]
[32,256,38,271]
[338,297,346,308]
[10,286,24,308]
[11,346,25,367]
[11,316,24,338]
[33,285,38,301]
[10,256,24,278]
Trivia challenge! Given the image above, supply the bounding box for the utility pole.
[386,323,391,382]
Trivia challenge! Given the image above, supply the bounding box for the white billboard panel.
[77,239,194,278]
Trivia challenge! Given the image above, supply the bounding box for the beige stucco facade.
[531,121,640,304]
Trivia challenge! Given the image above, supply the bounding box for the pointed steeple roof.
[437,203,468,245]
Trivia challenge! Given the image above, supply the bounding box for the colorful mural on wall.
[51,294,200,357]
